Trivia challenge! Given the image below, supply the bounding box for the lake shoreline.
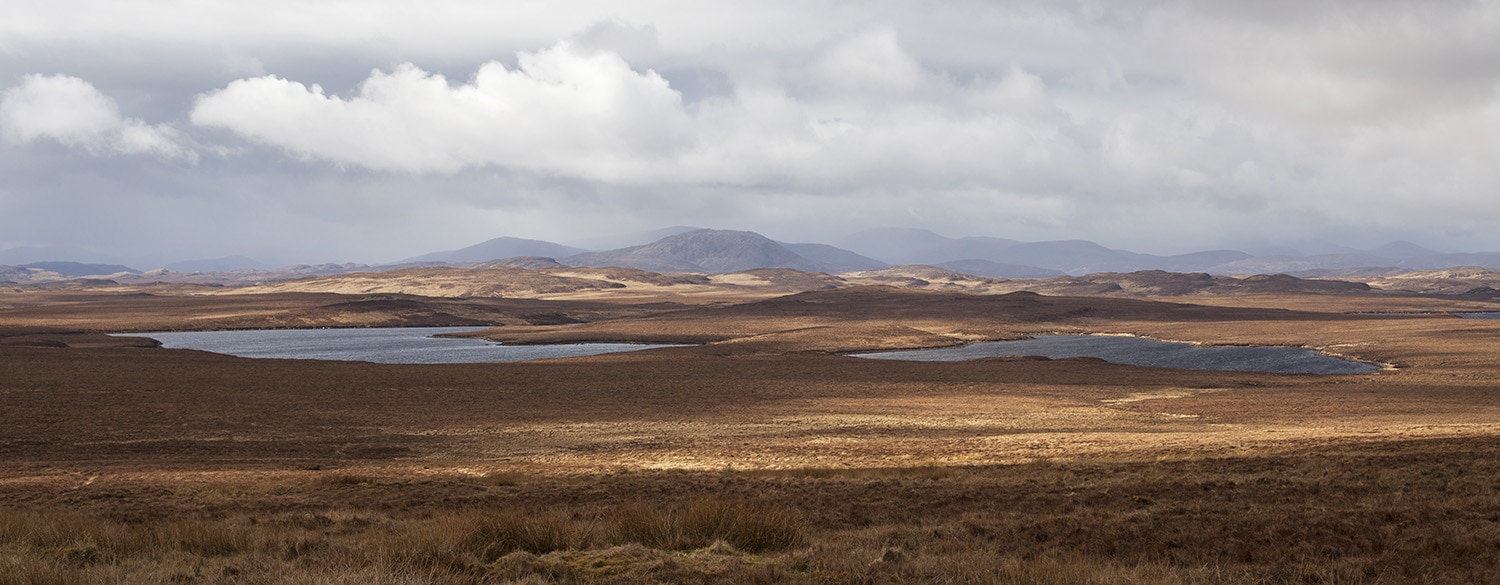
[849,333,1382,374]
[121,326,686,364]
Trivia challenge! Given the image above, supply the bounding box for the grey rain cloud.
[2,1,1499,266]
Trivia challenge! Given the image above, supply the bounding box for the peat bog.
[4,283,1500,583]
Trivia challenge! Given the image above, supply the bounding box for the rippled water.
[130,327,684,364]
[849,334,1380,374]
[1457,312,1500,319]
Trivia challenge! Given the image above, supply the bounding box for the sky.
[3,0,1500,266]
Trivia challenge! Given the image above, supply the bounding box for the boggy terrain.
[3,281,1500,583]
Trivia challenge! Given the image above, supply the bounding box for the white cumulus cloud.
[190,41,693,177]
[168,12,1500,248]
[187,32,1087,192]
[0,74,193,160]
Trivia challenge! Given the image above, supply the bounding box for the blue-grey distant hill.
[0,246,137,266]
[933,259,1063,278]
[402,237,587,264]
[414,229,884,274]
[563,229,829,274]
[836,228,1250,275]
[20,228,1500,281]
[1369,241,1439,259]
[1245,239,1365,257]
[778,243,887,272]
[23,261,138,276]
[1397,252,1500,270]
[406,227,1500,277]
[165,255,272,273]
[837,228,1020,266]
[1211,252,1500,275]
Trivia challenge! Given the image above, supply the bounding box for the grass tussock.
[463,509,588,559]
[609,498,805,553]
[481,470,528,486]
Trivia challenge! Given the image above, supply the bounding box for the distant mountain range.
[401,229,890,275]
[830,228,1500,276]
[834,228,1254,274]
[9,227,1500,282]
[389,228,1500,277]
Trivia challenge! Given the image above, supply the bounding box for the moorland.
[3,265,1500,584]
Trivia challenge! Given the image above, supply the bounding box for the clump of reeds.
[607,498,805,553]
[464,509,586,560]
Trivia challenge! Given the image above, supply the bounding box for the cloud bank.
[180,24,1500,231]
[186,31,1081,191]
[3,1,1500,263]
[191,42,690,177]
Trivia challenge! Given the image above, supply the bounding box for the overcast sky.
[3,0,1499,266]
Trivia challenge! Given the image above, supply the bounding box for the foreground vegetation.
[5,435,1499,584]
[6,285,1500,583]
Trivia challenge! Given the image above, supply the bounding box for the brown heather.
[4,442,1499,583]
[4,283,1500,582]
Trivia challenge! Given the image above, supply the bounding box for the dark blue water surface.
[849,334,1380,374]
[130,327,684,364]
[1457,312,1500,319]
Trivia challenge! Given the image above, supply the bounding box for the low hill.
[472,256,566,270]
[710,268,849,291]
[0,266,66,283]
[1352,267,1500,296]
[231,265,720,299]
[1015,271,1373,297]
[235,267,632,298]
[843,265,1000,290]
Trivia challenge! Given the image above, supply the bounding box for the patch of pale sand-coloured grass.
[390,390,1496,472]
[1100,387,1227,404]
